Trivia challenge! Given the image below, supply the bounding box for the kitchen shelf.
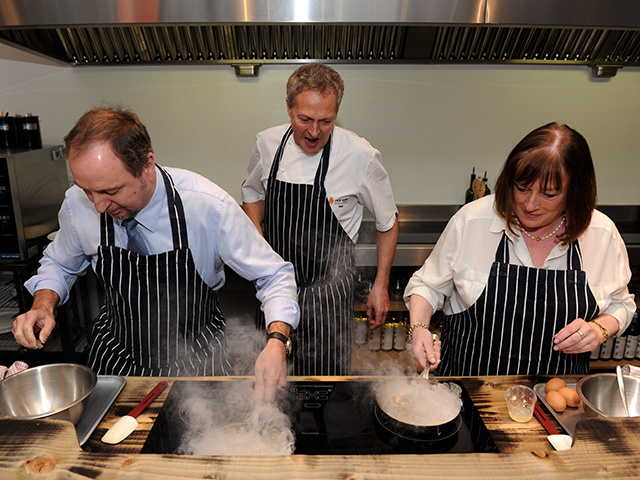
[354,300,408,313]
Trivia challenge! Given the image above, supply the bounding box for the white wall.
[2,42,639,205]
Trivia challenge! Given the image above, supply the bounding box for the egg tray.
[533,382,585,437]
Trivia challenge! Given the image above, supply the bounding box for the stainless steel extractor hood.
[1,0,640,77]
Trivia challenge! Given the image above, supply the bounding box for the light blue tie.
[124,219,149,255]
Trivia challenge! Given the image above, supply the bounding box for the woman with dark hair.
[404,122,635,376]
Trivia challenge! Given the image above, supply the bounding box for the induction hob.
[141,380,498,455]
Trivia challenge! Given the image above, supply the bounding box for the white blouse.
[404,195,636,335]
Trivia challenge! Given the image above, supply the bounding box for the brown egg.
[558,386,582,407]
[545,377,567,393]
[546,390,567,412]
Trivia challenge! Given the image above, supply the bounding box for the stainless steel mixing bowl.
[0,363,97,424]
[577,373,640,418]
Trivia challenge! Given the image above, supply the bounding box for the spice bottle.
[354,316,369,345]
[599,336,614,360]
[393,321,408,351]
[612,328,627,361]
[381,322,395,351]
[368,326,382,351]
[623,310,638,360]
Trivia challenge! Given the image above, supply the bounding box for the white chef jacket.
[242,124,397,241]
[404,195,636,334]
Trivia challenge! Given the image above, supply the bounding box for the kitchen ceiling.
[1,0,639,77]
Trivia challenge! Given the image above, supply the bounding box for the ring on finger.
[432,333,440,343]
[577,330,584,340]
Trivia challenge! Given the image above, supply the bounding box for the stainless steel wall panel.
[0,0,487,27]
[486,0,640,28]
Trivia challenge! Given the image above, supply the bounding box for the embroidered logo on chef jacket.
[331,197,349,208]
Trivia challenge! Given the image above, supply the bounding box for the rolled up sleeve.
[217,196,300,329]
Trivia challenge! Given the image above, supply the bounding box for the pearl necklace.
[520,215,565,242]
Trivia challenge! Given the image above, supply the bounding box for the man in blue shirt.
[12,106,299,401]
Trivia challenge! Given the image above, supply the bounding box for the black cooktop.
[141,380,498,455]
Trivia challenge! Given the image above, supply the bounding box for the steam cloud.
[176,381,294,456]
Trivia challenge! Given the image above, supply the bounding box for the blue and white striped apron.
[263,127,356,375]
[439,232,599,376]
[87,166,231,376]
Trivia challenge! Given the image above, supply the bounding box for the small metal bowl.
[577,373,640,418]
[0,363,97,424]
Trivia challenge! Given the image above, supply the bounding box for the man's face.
[69,141,156,219]
[287,88,338,155]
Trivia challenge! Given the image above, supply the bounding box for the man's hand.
[12,290,59,349]
[367,220,398,329]
[254,321,290,402]
[366,282,390,329]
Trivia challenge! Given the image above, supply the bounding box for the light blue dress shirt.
[26,165,300,329]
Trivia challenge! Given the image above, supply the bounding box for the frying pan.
[374,377,463,441]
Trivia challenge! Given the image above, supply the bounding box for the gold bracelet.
[589,320,609,344]
[406,323,429,343]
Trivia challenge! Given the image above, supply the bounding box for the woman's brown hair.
[494,122,597,244]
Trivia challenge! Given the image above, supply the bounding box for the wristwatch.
[267,332,292,355]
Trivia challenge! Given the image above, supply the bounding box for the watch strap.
[267,331,291,354]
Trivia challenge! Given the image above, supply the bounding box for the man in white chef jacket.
[12,105,299,401]
[242,64,398,375]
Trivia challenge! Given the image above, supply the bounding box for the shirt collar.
[119,167,164,233]
[491,210,570,263]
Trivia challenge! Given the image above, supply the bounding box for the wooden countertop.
[1,375,639,479]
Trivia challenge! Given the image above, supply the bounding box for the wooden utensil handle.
[129,381,168,418]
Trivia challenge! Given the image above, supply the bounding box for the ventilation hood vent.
[1,0,639,78]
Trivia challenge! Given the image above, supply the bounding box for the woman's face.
[513,169,568,233]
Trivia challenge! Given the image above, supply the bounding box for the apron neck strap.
[100,211,115,246]
[566,240,582,270]
[157,165,189,250]
[268,127,294,181]
[496,233,510,263]
[313,133,332,187]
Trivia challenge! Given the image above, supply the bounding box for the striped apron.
[439,232,599,376]
[263,127,356,375]
[87,166,231,376]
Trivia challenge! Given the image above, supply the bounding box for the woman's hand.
[409,326,441,371]
[553,318,599,354]
[408,294,440,370]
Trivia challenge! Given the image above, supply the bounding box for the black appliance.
[142,380,498,455]
[0,146,69,261]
